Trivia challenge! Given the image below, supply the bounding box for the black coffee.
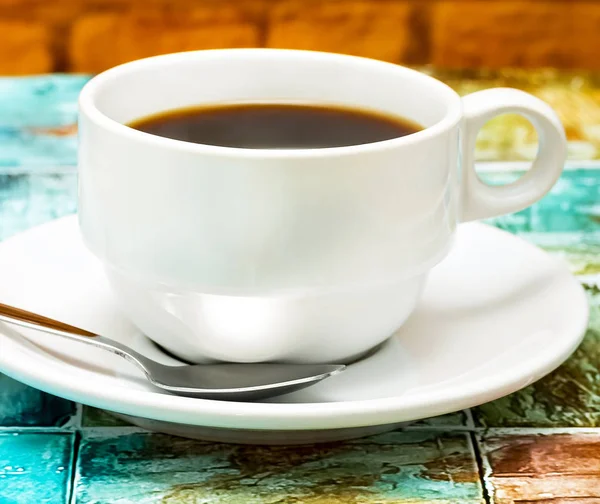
[128,103,422,149]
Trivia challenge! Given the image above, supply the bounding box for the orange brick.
[69,7,261,73]
[0,0,267,21]
[0,20,52,74]
[432,1,573,68]
[570,2,600,69]
[267,0,418,63]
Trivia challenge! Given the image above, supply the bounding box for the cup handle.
[460,88,566,222]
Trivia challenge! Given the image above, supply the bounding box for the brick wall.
[0,0,597,74]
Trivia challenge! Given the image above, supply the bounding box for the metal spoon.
[0,302,344,401]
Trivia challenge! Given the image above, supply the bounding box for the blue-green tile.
[484,169,600,236]
[0,374,75,427]
[0,173,77,240]
[74,430,482,503]
[0,76,89,168]
[0,431,75,504]
[484,169,600,277]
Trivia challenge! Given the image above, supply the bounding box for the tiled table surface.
[0,71,599,503]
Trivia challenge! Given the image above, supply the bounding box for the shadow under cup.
[78,49,461,363]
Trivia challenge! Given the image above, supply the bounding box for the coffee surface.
[128,103,422,149]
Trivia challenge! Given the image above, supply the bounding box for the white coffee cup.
[78,49,566,363]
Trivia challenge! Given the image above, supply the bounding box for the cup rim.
[79,48,463,159]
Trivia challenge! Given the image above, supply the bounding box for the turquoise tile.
[0,76,89,168]
[0,172,77,240]
[0,76,88,129]
[484,169,600,236]
[74,430,482,503]
[0,374,75,426]
[0,431,75,504]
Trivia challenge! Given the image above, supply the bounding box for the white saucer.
[0,217,588,444]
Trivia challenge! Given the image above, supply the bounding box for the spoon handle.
[0,302,96,337]
[0,301,158,378]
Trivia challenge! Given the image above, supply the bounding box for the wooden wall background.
[1,0,599,75]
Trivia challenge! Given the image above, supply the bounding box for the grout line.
[403,423,476,432]
[464,408,476,429]
[403,410,476,431]
[470,431,493,504]
[62,403,83,430]
[2,422,597,441]
[398,423,600,435]
[67,430,82,504]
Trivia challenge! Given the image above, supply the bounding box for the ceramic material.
[2,73,600,503]
[78,49,566,363]
[0,216,588,443]
[0,72,597,502]
[107,270,428,364]
[114,416,409,445]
